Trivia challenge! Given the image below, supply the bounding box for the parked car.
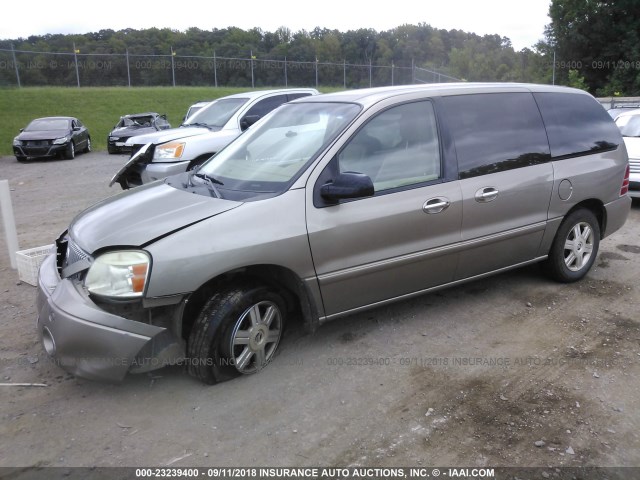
[37,83,631,384]
[607,105,640,119]
[112,88,319,189]
[615,109,640,198]
[183,100,214,121]
[13,116,91,162]
[107,112,171,154]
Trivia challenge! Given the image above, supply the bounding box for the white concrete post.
[0,180,19,269]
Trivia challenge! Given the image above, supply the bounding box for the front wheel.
[64,142,75,160]
[188,285,286,384]
[543,208,600,283]
[84,137,91,153]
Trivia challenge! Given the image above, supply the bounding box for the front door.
[306,100,463,318]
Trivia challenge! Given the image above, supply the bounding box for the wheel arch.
[564,198,606,239]
[539,198,606,258]
[181,264,320,344]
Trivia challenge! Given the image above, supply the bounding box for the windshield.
[620,115,640,137]
[26,118,70,131]
[183,98,248,128]
[197,102,361,200]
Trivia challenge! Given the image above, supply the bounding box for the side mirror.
[19,128,24,132]
[320,172,374,202]
[240,115,261,131]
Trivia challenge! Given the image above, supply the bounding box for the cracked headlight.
[154,141,186,160]
[85,251,151,298]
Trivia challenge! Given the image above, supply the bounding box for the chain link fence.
[0,47,461,88]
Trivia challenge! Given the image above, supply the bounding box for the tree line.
[1,3,637,95]
[0,25,549,89]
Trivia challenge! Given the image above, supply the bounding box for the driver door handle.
[475,187,499,203]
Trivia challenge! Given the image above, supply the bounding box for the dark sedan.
[107,112,171,154]
[13,117,91,162]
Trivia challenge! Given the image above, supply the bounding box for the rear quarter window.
[533,92,621,158]
[440,92,551,179]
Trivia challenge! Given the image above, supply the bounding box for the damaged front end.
[109,143,154,190]
[36,232,188,383]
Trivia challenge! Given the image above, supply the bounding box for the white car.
[112,88,319,189]
[615,109,640,198]
[183,100,214,122]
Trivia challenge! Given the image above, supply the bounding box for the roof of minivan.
[221,88,319,100]
[297,83,589,107]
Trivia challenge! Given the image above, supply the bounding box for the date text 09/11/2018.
[135,467,496,478]
[552,60,640,70]
[325,356,508,367]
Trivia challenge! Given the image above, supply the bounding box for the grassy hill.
[0,86,271,157]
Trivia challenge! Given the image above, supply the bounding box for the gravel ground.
[1,151,640,472]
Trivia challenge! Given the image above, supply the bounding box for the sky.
[0,0,551,51]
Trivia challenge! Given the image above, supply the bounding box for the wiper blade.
[193,172,224,199]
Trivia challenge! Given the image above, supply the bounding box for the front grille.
[66,240,90,266]
[23,147,50,155]
[26,140,51,147]
[61,239,91,280]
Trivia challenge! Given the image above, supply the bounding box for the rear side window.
[534,92,621,158]
[244,94,289,118]
[440,93,551,179]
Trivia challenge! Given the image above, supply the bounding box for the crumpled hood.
[18,129,69,141]
[70,182,241,253]
[109,126,156,138]
[124,126,216,146]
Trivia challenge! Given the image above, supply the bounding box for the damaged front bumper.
[36,252,184,383]
[110,142,193,190]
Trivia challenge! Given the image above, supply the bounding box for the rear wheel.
[188,285,286,384]
[64,142,75,160]
[543,208,600,282]
[84,137,91,153]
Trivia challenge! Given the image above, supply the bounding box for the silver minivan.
[37,83,631,384]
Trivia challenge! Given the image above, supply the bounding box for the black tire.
[543,208,600,283]
[64,142,75,160]
[16,156,26,162]
[107,145,118,154]
[84,137,91,153]
[188,284,286,385]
